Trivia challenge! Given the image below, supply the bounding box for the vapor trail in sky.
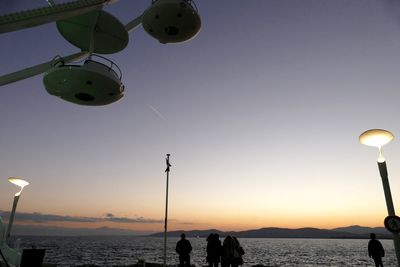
[148,104,167,122]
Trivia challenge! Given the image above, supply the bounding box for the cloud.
[0,211,96,223]
[0,211,162,224]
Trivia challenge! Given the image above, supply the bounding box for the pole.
[5,195,19,243]
[378,161,400,266]
[0,51,89,86]
[0,0,110,34]
[163,154,171,267]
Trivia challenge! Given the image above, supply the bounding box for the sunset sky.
[2,0,400,234]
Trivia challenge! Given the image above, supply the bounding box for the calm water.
[13,236,397,266]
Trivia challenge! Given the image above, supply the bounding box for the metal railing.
[51,54,123,80]
[151,0,198,11]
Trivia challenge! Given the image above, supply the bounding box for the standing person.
[176,233,192,267]
[222,236,233,267]
[368,233,385,267]
[231,237,244,267]
[207,233,222,267]
[222,236,244,267]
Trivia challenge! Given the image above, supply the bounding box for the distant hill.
[332,225,388,235]
[10,224,392,238]
[148,229,227,238]
[149,226,392,239]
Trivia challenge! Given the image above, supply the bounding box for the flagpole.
[163,154,171,267]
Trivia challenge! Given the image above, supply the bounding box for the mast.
[163,154,171,267]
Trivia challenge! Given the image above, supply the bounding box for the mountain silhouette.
[10,225,391,238]
[149,226,391,239]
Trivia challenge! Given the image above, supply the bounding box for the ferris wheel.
[0,0,201,106]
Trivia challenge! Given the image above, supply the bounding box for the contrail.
[148,104,167,122]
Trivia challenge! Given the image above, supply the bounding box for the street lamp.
[359,129,400,266]
[0,178,29,267]
[5,177,29,242]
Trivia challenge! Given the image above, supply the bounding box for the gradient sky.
[2,0,400,233]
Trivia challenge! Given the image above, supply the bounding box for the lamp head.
[359,129,394,162]
[8,177,29,196]
[359,129,394,148]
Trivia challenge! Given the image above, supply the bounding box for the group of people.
[175,233,244,267]
[207,233,244,267]
[176,232,385,267]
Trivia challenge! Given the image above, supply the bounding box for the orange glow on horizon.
[9,209,387,233]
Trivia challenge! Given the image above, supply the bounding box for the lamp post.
[163,154,171,267]
[5,177,29,242]
[359,129,400,266]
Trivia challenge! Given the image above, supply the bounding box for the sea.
[12,236,397,266]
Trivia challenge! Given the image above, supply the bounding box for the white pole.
[164,154,171,267]
[5,195,20,243]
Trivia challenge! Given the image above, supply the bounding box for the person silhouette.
[231,237,244,266]
[222,236,244,267]
[207,233,222,267]
[176,233,192,267]
[368,233,385,267]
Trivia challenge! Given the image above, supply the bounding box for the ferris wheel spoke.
[125,14,143,33]
[0,51,89,87]
[0,0,111,34]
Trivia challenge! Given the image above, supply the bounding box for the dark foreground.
[44,264,268,267]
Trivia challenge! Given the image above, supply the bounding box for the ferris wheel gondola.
[142,0,201,44]
[43,54,124,106]
[0,0,201,106]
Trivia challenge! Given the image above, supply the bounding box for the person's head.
[181,233,186,239]
[215,233,219,239]
[223,235,232,244]
[370,233,376,240]
[207,233,213,241]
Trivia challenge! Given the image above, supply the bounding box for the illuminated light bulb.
[378,148,386,163]
[8,177,29,196]
[359,129,394,148]
[359,129,394,163]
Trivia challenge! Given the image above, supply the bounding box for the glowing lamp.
[6,177,29,242]
[359,129,400,264]
[359,129,394,162]
[359,129,394,148]
[8,177,29,196]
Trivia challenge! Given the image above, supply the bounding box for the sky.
[2,0,400,234]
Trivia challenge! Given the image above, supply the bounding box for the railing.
[151,0,198,11]
[85,54,123,80]
[51,54,123,81]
